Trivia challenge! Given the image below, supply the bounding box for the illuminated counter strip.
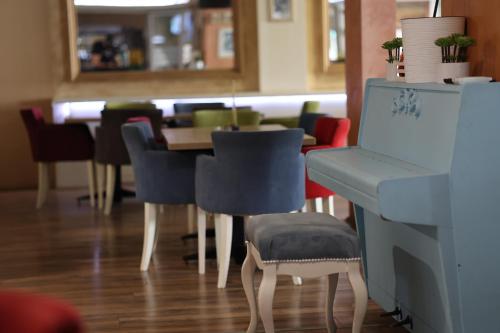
[306,78,500,333]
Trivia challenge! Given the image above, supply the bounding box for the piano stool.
[242,213,367,333]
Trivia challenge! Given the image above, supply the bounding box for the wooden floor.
[0,189,406,333]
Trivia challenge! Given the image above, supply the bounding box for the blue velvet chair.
[195,129,305,288]
[121,122,199,271]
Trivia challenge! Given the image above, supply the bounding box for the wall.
[443,0,500,79]
[257,0,309,93]
[0,0,55,189]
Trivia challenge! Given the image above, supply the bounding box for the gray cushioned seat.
[247,213,360,263]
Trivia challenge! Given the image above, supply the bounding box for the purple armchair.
[20,108,95,208]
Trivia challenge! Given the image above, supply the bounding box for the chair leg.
[347,263,368,333]
[242,243,258,333]
[326,273,339,333]
[96,163,105,210]
[187,204,196,234]
[140,203,158,271]
[217,214,233,289]
[258,265,277,333]
[36,162,49,209]
[86,160,96,208]
[104,165,116,215]
[322,196,335,216]
[197,206,206,275]
[314,197,324,213]
[153,211,161,252]
[214,213,222,269]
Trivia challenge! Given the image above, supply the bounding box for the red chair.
[20,108,95,208]
[302,117,350,214]
[0,291,84,333]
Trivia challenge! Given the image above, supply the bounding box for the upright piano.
[307,78,500,332]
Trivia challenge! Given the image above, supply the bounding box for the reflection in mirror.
[326,0,442,64]
[395,0,441,37]
[327,0,345,63]
[74,0,235,72]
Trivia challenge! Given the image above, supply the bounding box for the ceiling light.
[74,0,189,7]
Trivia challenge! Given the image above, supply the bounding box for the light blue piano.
[307,78,500,332]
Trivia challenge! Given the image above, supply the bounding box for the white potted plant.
[434,34,475,83]
[382,37,404,82]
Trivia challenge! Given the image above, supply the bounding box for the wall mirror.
[65,0,244,80]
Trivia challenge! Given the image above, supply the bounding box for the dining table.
[162,124,317,264]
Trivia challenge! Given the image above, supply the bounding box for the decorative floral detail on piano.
[391,88,422,119]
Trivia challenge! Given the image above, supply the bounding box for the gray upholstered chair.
[298,112,327,136]
[243,213,367,333]
[195,129,305,288]
[95,108,163,215]
[121,122,199,271]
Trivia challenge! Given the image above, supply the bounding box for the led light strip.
[74,0,189,7]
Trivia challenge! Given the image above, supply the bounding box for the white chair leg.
[322,196,335,216]
[292,276,303,286]
[36,162,49,209]
[326,273,339,333]
[159,204,165,214]
[187,204,196,234]
[241,243,258,333]
[153,212,161,252]
[140,203,158,271]
[314,197,323,213]
[214,213,222,269]
[86,160,96,208]
[217,214,233,289]
[197,207,206,275]
[258,265,277,333]
[104,164,116,215]
[348,263,368,333]
[96,163,105,210]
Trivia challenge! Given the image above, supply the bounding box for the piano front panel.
[361,80,461,172]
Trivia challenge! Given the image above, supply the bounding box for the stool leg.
[348,263,368,333]
[197,207,206,275]
[217,214,233,288]
[314,197,323,213]
[326,273,339,333]
[140,203,157,271]
[258,265,277,333]
[242,243,258,333]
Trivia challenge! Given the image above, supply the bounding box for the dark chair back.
[196,129,305,215]
[95,108,162,165]
[20,108,45,161]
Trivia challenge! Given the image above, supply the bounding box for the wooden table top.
[162,124,316,150]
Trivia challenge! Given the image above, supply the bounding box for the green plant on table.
[435,34,476,63]
[382,37,403,64]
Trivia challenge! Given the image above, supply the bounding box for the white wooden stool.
[241,213,368,333]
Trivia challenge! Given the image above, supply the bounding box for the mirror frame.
[62,0,251,82]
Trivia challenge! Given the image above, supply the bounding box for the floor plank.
[0,189,406,332]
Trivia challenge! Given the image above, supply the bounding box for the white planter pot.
[435,62,470,83]
[386,62,404,82]
[402,17,465,83]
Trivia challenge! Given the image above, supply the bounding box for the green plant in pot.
[382,37,404,81]
[434,33,476,82]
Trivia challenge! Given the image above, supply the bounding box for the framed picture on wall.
[269,0,294,22]
[218,27,234,58]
